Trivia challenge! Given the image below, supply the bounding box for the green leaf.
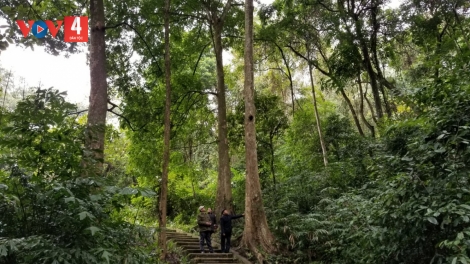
[102,250,111,263]
[434,148,446,153]
[119,187,138,195]
[140,189,156,197]
[460,204,470,211]
[401,156,413,161]
[90,194,102,201]
[0,245,7,256]
[0,184,8,190]
[64,197,75,203]
[86,226,101,236]
[427,216,438,225]
[78,211,94,220]
[452,257,457,264]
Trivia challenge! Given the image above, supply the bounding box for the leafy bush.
[266,81,470,263]
[0,88,158,264]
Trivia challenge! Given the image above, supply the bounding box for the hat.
[198,205,205,211]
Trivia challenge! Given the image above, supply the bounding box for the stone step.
[167,233,193,237]
[166,230,240,263]
[188,253,233,259]
[179,244,220,250]
[169,239,199,244]
[174,241,203,245]
[191,258,238,263]
[169,237,199,240]
[168,236,196,240]
[184,249,228,254]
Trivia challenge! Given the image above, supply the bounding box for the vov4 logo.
[16,16,88,42]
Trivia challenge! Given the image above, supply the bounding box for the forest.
[0,0,469,263]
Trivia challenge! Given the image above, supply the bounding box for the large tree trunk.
[83,0,108,176]
[158,0,171,259]
[240,0,276,261]
[213,24,233,220]
[308,62,328,166]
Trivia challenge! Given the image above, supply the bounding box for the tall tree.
[83,0,108,175]
[201,0,235,218]
[307,50,328,166]
[158,0,172,259]
[240,0,276,260]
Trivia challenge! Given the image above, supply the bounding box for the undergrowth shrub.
[0,88,158,263]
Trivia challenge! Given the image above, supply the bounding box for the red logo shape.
[16,20,35,37]
[36,25,44,33]
[45,20,63,38]
[63,16,88,42]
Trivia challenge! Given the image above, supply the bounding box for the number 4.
[71,17,81,35]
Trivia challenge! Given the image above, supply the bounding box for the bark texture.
[203,0,234,220]
[84,0,108,175]
[214,24,232,220]
[358,76,375,137]
[158,0,171,259]
[240,0,276,261]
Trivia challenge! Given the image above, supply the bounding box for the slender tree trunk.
[213,24,233,220]
[269,135,276,186]
[308,63,328,166]
[158,0,171,259]
[349,0,383,119]
[340,89,364,136]
[357,76,375,137]
[369,2,392,119]
[364,84,378,124]
[275,44,295,114]
[358,39,383,120]
[2,70,12,108]
[379,83,392,117]
[83,0,108,176]
[241,0,276,260]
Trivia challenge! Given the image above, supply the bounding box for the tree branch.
[286,44,331,76]
[193,42,212,75]
[221,0,234,22]
[105,22,163,75]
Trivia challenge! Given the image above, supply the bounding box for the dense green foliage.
[1,0,470,262]
[0,89,158,264]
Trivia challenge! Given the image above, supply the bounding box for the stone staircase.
[166,229,240,264]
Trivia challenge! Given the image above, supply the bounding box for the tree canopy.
[1,0,470,263]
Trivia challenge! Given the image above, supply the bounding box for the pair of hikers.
[197,205,244,253]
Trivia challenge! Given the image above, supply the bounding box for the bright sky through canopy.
[0,0,401,106]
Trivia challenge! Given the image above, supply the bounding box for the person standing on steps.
[197,205,214,253]
[207,208,217,238]
[220,209,244,253]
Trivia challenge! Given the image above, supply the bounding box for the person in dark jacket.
[207,208,217,237]
[197,205,214,253]
[220,209,244,253]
